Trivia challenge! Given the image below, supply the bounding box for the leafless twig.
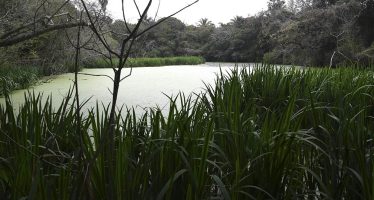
[78,72,114,81]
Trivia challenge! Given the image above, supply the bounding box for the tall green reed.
[0,66,40,96]
[0,65,373,199]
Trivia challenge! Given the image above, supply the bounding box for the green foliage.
[107,1,374,67]
[84,56,205,68]
[3,0,374,72]
[1,66,374,199]
[0,0,89,74]
[0,65,40,96]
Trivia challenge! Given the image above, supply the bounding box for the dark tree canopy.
[1,0,374,69]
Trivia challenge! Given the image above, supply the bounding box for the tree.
[268,0,286,11]
[150,17,187,56]
[0,0,95,74]
[0,0,88,47]
[356,0,374,47]
[312,0,337,8]
[74,0,199,198]
[197,18,214,27]
[287,0,298,12]
[270,9,338,66]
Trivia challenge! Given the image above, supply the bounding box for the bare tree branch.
[133,0,142,18]
[83,45,110,59]
[136,0,199,38]
[118,0,153,63]
[1,0,72,40]
[154,0,161,21]
[78,72,114,81]
[33,0,50,32]
[121,0,132,33]
[80,0,120,57]
[0,10,10,22]
[120,66,133,82]
[0,21,88,47]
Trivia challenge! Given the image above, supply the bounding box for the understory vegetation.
[84,56,205,68]
[1,66,373,199]
[0,65,41,96]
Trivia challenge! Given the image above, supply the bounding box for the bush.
[0,65,40,96]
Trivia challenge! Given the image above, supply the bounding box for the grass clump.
[84,56,205,68]
[0,65,40,96]
[0,65,374,199]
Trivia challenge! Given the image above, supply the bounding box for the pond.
[0,63,250,114]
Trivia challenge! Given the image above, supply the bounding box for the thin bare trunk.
[330,51,336,68]
[77,1,199,198]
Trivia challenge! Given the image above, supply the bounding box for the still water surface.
[0,63,250,113]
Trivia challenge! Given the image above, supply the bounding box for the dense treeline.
[124,0,374,66]
[1,0,374,72]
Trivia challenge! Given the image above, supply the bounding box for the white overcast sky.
[106,0,269,25]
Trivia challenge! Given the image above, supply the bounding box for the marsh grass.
[0,65,374,199]
[0,66,40,96]
[84,56,205,68]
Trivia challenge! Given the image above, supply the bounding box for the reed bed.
[0,66,40,96]
[84,56,205,68]
[0,66,373,199]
